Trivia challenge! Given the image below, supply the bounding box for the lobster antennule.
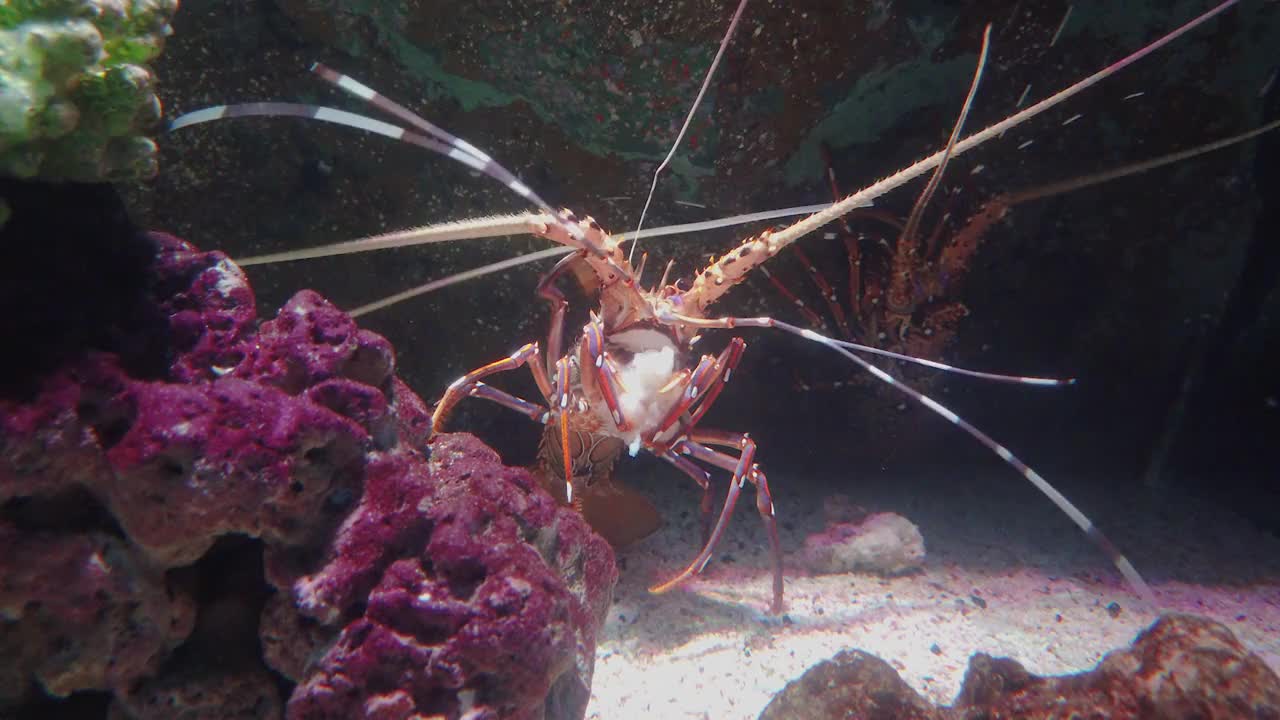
[680,0,1240,316]
[631,0,751,261]
[168,102,540,207]
[816,326,1156,606]
[825,338,1076,386]
[899,23,991,254]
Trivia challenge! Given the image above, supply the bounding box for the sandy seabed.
[584,466,1280,719]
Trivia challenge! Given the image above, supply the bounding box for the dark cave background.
[125,0,1278,537]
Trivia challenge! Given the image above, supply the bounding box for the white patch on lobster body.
[609,330,684,455]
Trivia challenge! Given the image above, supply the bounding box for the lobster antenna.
[899,24,991,250]
[309,63,490,164]
[1001,117,1280,207]
[170,90,589,247]
[327,100,1275,326]
[629,0,750,264]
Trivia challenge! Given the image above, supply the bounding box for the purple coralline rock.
[0,232,616,719]
[246,289,397,396]
[0,525,195,702]
[286,433,614,720]
[105,375,368,566]
[760,614,1280,719]
[151,233,258,384]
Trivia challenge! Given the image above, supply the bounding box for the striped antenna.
[169,72,587,246]
[170,102,478,164]
[805,323,1155,604]
[664,309,1155,605]
[310,63,491,165]
[307,63,584,245]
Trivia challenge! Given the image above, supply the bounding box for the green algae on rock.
[0,0,178,181]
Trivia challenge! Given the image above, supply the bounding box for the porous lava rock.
[0,229,616,719]
[759,614,1280,720]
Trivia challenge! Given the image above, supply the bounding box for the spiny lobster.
[168,0,1268,614]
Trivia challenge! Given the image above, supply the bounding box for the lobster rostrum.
[168,0,1271,614]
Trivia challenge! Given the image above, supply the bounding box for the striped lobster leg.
[651,431,783,614]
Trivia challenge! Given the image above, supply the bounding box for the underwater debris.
[0,0,178,181]
[0,232,616,718]
[759,613,1280,719]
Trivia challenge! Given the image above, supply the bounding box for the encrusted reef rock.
[0,527,196,701]
[759,614,1280,720]
[0,226,616,718]
[285,435,616,719]
[759,648,935,720]
[0,0,179,181]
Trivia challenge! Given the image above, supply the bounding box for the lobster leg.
[650,354,719,441]
[650,432,784,614]
[649,337,747,446]
[692,429,782,613]
[430,342,553,435]
[466,382,549,424]
[685,338,746,430]
[790,245,853,339]
[758,265,828,332]
[659,449,716,548]
[536,252,583,378]
[580,313,631,431]
[650,338,746,545]
[429,347,586,506]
